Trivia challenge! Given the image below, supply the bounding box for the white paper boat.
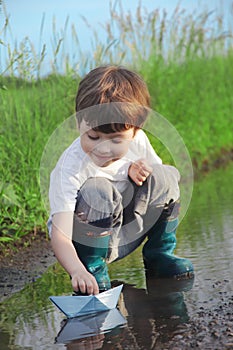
[49,284,123,318]
[55,308,127,343]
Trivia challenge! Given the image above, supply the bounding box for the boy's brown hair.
[75,65,151,133]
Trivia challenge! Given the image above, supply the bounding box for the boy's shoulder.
[55,136,85,171]
[127,129,153,156]
[131,129,149,145]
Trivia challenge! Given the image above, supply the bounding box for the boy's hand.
[71,267,99,295]
[128,159,152,186]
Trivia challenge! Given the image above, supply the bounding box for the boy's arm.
[51,212,99,295]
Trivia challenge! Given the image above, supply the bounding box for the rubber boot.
[143,201,194,279]
[72,233,111,292]
[146,277,190,324]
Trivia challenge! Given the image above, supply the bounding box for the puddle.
[0,163,233,349]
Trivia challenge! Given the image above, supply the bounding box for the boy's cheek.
[115,144,130,157]
[80,135,91,154]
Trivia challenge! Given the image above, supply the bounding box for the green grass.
[0,1,233,242]
[142,53,233,167]
[0,76,77,241]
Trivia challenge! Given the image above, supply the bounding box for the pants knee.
[78,177,119,203]
[149,165,180,205]
[74,177,123,225]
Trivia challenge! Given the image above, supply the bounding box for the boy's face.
[79,120,135,167]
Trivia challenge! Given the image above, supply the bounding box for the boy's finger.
[138,169,150,178]
[86,281,94,295]
[137,164,152,174]
[141,164,153,173]
[136,175,146,185]
[78,279,86,294]
[92,279,99,294]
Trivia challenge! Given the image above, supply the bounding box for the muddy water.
[0,164,232,349]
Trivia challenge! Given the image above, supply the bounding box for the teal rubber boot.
[143,203,194,279]
[72,234,111,292]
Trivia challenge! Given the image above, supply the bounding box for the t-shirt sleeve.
[49,148,81,217]
[49,166,78,216]
[133,129,162,165]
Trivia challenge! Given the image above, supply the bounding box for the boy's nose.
[95,141,111,154]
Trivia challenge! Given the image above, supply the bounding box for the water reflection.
[0,164,232,349]
[55,308,126,346]
[117,278,193,348]
[53,278,193,348]
[0,275,194,349]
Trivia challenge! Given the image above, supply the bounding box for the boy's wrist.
[70,264,86,277]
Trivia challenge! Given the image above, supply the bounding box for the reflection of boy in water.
[48,65,194,295]
[116,280,191,349]
[56,280,192,349]
[61,333,104,350]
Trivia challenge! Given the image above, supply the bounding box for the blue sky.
[4,0,228,44]
[1,0,231,75]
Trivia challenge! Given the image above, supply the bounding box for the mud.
[0,232,56,302]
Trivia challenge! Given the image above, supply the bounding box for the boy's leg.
[72,177,123,291]
[142,165,194,279]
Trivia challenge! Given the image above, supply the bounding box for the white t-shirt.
[48,129,162,224]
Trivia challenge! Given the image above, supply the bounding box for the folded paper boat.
[49,284,123,318]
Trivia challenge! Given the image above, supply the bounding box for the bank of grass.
[0,1,233,243]
[142,53,233,166]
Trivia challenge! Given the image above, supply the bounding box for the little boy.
[49,65,194,295]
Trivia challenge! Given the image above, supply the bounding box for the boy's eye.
[87,134,99,141]
[112,138,122,144]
